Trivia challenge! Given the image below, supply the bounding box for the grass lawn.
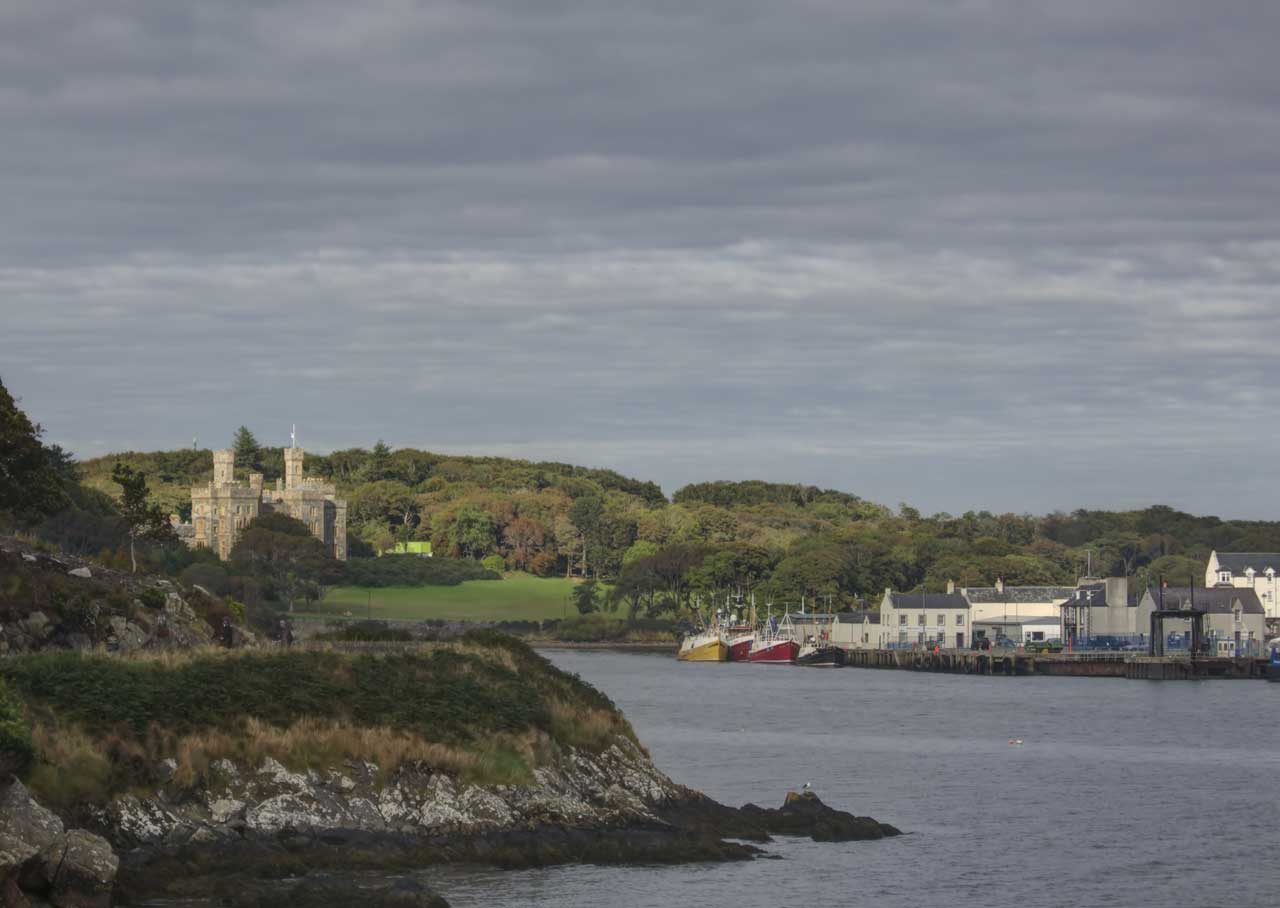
[308,573,584,622]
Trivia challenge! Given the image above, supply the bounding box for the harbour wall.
[841,648,1270,680]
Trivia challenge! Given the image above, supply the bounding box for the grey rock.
[40,828,119,908]
[107,617,147,653]
[0,831,37,876]
[18,613,52,641]
[107,794,180,846]
[0,781,65,853]
[67,567,92,579]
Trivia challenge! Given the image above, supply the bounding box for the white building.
[1205,552,1280,620]
[877,590,971,649]
[956,579,1075,623]
[831,610,881,650]
[972,616,1062,645]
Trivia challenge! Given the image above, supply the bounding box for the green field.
[309,574,583,622]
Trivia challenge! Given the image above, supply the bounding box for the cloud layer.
[3,1,1278,516]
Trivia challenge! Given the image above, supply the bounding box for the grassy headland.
[0,632,637,809]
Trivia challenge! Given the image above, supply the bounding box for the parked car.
[1025,639,1063,653]
[993,635,1019,649]
[972,637,992,651]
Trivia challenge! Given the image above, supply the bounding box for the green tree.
[451,507,495,559]
[111,462,174,573]
[231,513,341,611]
[622,539,659,566]
[348,481,419,533]
[1133,554,1206,594]
[0,378,67,523]
[360,440,393,483]
[232,426,261,471]
[572,580,601,614]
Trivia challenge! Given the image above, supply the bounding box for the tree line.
[13,402,1280,623]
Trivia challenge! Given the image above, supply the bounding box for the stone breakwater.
[2,732,899,907]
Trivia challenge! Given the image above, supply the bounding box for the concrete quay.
[840,648,1271,680]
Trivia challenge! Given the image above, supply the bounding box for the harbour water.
[432,649,1280,908]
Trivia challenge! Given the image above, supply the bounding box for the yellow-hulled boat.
[677,629,728,662]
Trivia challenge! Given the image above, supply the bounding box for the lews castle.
[188,447,347,561]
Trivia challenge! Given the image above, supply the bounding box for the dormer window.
[1218,571,1232,583]
[1245,568,1256,580]
[1267,568,1276,580]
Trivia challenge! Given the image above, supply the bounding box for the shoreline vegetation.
[303,613,681,648]
[0,632,898,908]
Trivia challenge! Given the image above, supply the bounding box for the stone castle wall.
[189,447,347,561]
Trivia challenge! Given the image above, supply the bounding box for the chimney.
[1104,576,1129,608]
[946,579,955,595]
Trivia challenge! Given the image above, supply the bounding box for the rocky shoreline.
[2,736,898,907]
[0,538,899,907]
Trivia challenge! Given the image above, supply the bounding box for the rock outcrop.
[0,543,243,656]
[0,781,119,908]
[739,789,901,841]
[104,738,687,851]
[90,739,898,903]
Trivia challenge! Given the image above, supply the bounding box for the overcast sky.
[3,1,1279,518]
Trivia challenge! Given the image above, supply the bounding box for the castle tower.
[284,446,305,490]
[213,449,235,486]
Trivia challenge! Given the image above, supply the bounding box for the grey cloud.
[2,1,1279,516]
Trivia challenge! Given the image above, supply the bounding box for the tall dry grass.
[547,698,633,753]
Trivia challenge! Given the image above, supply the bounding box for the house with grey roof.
[831,609,881,650]
[1205,551,1280,620]
[1137,586,1267,656]
[1059,578,1138,644]
[955,578,1075,622]
[878,590,971,649]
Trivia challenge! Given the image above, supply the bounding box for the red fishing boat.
[724,625,756,661]
[748,611,799,663]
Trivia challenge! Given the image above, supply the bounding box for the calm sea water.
[428,650,1280,908]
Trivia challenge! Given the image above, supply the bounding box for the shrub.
[343,556,499,588]
[313,621,414,642]
[0,677,33,779]
[481,554,506,574]
[137,587,167,610]
[1,637,634,797]
[225,598,246,624]
[179,562,230,596]
[553,614,625,642]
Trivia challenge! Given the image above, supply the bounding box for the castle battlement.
[189,446,347,561]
